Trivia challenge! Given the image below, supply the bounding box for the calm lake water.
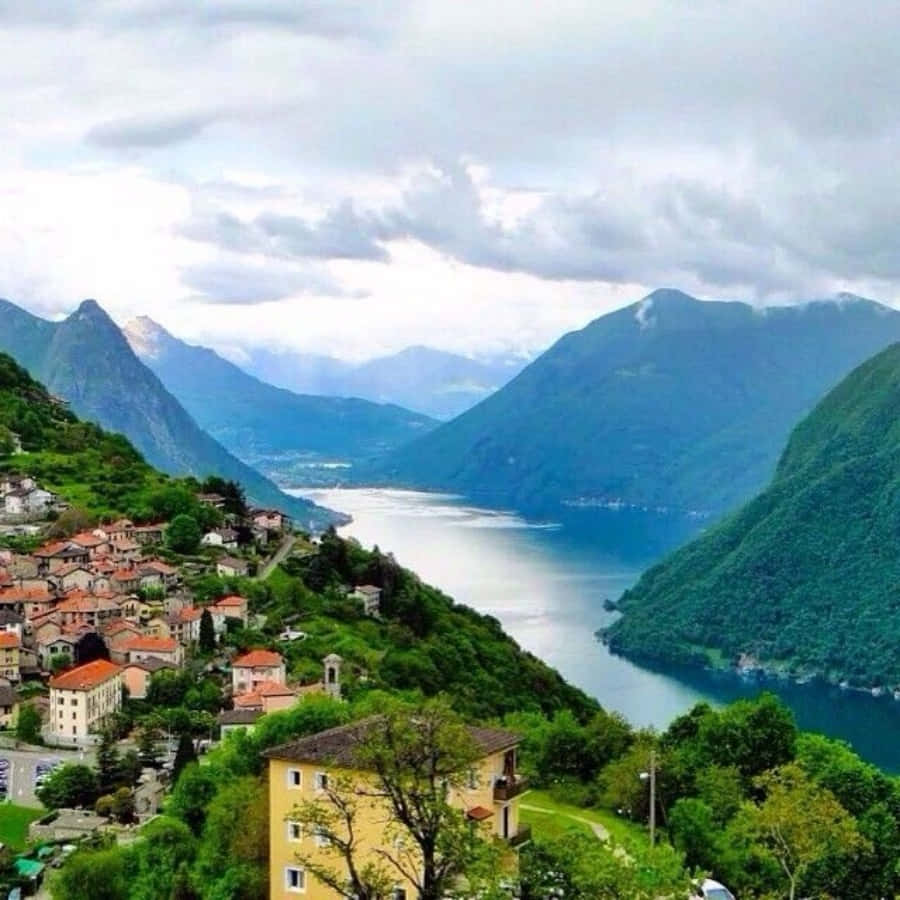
[295,487,900,773]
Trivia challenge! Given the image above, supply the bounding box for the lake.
[294,487,900,772]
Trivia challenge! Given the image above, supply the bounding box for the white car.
[695,878,736,900]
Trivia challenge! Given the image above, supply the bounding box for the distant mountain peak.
[123,316,172,360]
[642,288,699,305]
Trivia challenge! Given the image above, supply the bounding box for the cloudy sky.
[1,0,899,361]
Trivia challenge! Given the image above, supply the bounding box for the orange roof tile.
[466,806,494,822]
[0,632,19,649]
[49,658,121,691]
[233,649,282,668]
[215,595,247,608]
[122,636,179,653]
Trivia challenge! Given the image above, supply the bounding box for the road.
[257,534,295,580]
[0,746,94,807]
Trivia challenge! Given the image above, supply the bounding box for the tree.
[50,652,72,674]
[519,832,689,899]
[748,763,866,900]
[96,729,122,794]
[199,608,216,653]
[36,763,99,809]
[16,702,42,744]
[289,699,501,900]
[167,763,219,835]
[48,845,128,900]
[128,817,197,900]
[167,514,202,554]
[75,631,109,665]
[173,731,197,782]
[137,725,161,769]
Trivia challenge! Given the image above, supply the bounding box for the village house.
[217,707,263,737]
[211,594,249,628]
[0,609,24,640]
[55,594,122,629]
[232,649,285,694]
[103,620,144,663]
[234,680,297,714]
[201,528,239,550]
[349,584,382,618]
[143,614,171,641]
[33,542,89,575]
[264,720,528,900]
[97,519,135,542]
[121,635,183,667]
[197,492,227,509]
[166,606,204,644]
[0,678,18,728]
[216,556,250,578]
[120,657,178,699]
[50,564,96,593]
[68,531,110,559]
[251,509,288,532]
[109,537,142,562]
[0,474,35,496]
[48,658,123,744]
[3,486,55,517]
[117,595,153,623]
[131,523,167,545]
[0,632,20,682]
[36,633,78,670]
[138,559,180,591]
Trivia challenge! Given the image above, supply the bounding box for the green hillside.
[607,342,900,685]
[123,316,436,481]
[375,290,900,517]
[0,299,339,528]
[0,353,213,522]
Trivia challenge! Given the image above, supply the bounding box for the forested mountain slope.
[608,342,900,685]
[375,290,900,517]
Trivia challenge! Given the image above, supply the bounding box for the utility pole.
[649,749,656,847]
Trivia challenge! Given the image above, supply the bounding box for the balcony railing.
[507,824,532,848]
[493,775,528,802]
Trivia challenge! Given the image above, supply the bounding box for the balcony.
[507,824,532,848]
[493,775,528,802]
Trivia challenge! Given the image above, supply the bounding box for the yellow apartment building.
[265,719,529,900]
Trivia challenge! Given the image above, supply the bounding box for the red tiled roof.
[69,532,106,548]
[104,620,140,636]
[233,649,282,668]
[49,658,121,691]
[0,632,19,649]
[215,595,247,608]
[123,636,179,653]
[176,607,203,622]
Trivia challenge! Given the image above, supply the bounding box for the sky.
[1,0,900,362]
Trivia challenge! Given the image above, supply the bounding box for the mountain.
[242,345,524,420]
[607,342,900,686]
[373,290,900,517]
[123,317,437,481]
[0,299,341,529]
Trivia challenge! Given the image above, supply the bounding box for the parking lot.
[0,747,93,807]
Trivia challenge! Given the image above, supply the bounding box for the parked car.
[694,879,736,900]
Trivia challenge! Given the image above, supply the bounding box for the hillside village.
[0,472,379,748]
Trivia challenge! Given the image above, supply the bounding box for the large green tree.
[167,513,202,554]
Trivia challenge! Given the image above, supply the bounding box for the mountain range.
[607,341,900,686]
[123,316,437,483]
[241,344,525,420]
[374,290,900,517]
[0,298,340,528]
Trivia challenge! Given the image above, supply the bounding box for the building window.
[287,821,302,842]
[392,888,407,900]
[467,768,478,790]
[71,698,78,706]
[285,867,305,893]
[314,772,329,791]
[287,768,302,788]
[314,827,330,847]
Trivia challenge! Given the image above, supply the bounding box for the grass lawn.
[519,789,650,851]
[0,804,43,851]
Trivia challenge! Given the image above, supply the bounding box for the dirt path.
[519,802,611,841]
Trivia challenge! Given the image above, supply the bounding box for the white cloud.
[0,0,899,361]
